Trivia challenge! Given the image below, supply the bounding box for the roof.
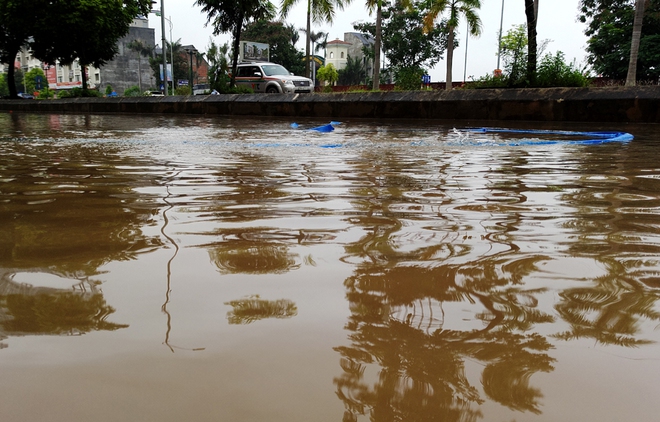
[327,39,352,45]
[345,32,375,46]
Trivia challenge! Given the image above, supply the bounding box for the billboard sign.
[239,41,269,62]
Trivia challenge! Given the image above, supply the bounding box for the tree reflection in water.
[210,242,299,274]
[0,274,127,348]
[0,137,162,349]
[334,150,557,421]
[224,295,298,324]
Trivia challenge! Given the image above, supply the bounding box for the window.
[341,52,345,59]
[330,52,334,59]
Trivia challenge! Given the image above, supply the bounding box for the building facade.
[325,33,375,79]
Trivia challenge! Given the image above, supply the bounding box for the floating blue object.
[310,123,335,132]
[462,128,633,146]
[290,122,299,129]
[330,121,342,126]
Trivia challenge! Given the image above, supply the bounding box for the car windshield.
[261,65,291,76]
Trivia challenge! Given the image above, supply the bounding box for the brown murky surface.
[1,113,659,421]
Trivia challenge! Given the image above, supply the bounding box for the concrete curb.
[1,86,659,123]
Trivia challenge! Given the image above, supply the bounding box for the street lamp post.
[184,46,197,95]
[497,0,505,71]
[160,0,168,95]
[152,3,175,94]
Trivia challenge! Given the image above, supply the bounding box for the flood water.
[1,112,659,422]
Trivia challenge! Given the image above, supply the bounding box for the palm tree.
[126,40,152,92]
[626,0,646,86]
[424,0,482,91]
[524,0,539,85]
[300,29,328,82]
[365,0,383,91]
[281,0,345,79]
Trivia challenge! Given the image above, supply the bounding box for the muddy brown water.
[1,113,659,421]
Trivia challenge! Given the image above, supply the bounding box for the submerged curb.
[1,86,659,123]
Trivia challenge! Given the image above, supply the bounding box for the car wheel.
[266,86,280,94]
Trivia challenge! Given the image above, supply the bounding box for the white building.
[325,39,351,70]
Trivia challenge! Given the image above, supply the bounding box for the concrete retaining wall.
[1,86,659,123]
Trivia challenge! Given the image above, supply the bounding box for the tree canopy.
[0,0,151,97]
[580,0,660,80]
[355,0,447,88]
[242,20,305,75]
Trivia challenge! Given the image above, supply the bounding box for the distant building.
[99,17,156,94]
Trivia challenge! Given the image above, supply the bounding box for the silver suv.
[234,62,313,94]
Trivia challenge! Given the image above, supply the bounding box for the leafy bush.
[175,86,191,95]
[536,52,590,87]
[394,67,425,91]
[123,86,141,97]
[37,87,54,99]
[105,85,113,96]
[467,73,510,89]
[230,85,254,94]
[57,88,102,98]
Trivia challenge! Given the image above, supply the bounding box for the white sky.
[150,0,589,82]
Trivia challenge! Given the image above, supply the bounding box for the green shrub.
[105,85,113,95]
[124,86,141,97]
[175,86,191,95]
[467,73,510,89]
[56,88,101,98]
[37,87,54,99]
[394,67,425,91]
[229,85,254,94]
[536,52,590,87]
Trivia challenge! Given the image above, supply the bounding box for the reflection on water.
[225,295,298,324]
[0,272,127,348]
[1,113,660,422]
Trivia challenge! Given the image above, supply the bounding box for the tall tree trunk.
[445,28,455,90]
[230,10,245,88]
[305,0,311,79]
[82,65,88,91]
[5,44,23,99]
[626,0,646,86]
[372,0,382,91]
[525,0,538,85]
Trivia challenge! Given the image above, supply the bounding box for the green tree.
[0,73,8,97]
[316,62,339,88]
[242,20,305,75]
[149,39,187,91]
[206,39,231,92]
[196,0,276,88]
[0,0,47,98]
[424,0,483,90]
[24,67,46,94]
[354,1,447,84]
[281,0,346,79]
[338,54,366,85]
[126,39,153,93]
[499,24,528,86]
[579,0,660,81]
[31,0,152,91]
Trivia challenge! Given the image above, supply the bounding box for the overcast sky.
[150,0,589,82]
